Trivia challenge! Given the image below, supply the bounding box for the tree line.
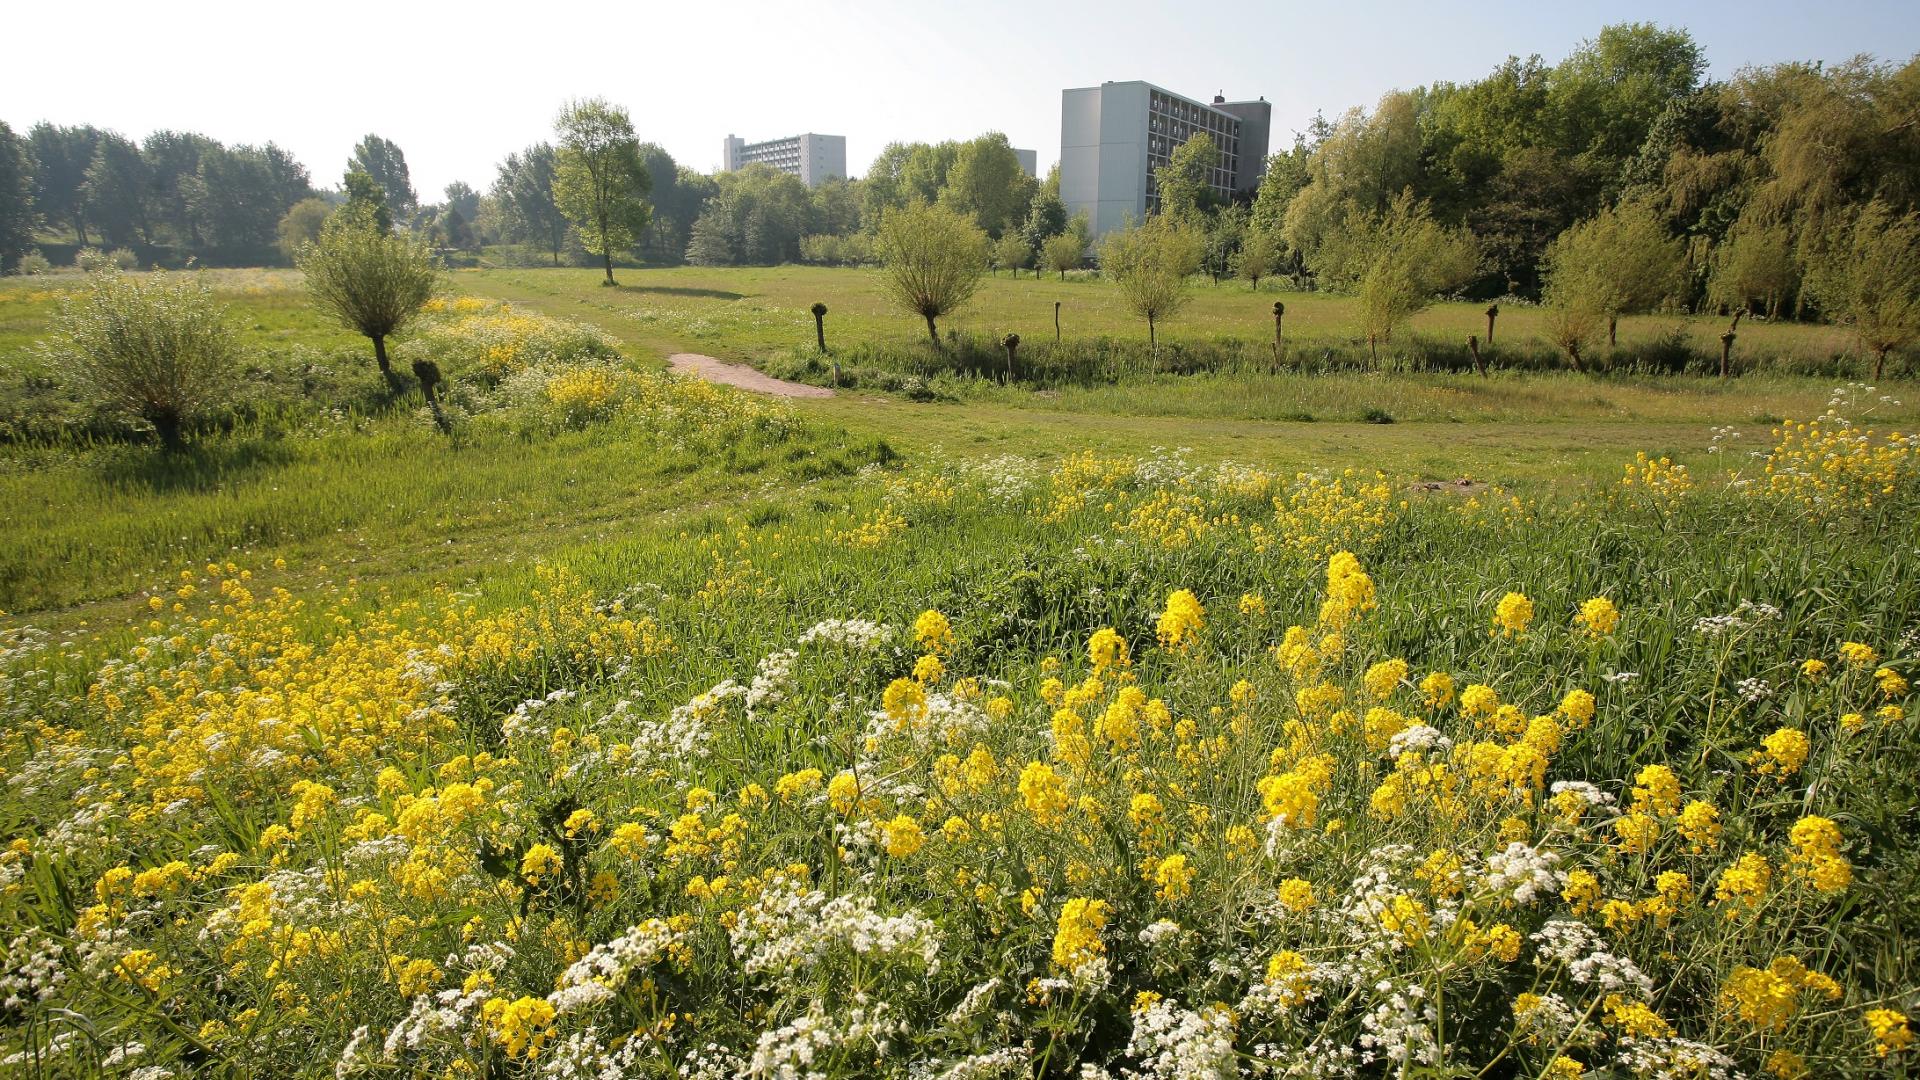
[0,117,1076,274]
[1061,24,1920,371]
[5,22,1918,367]
[1244,25,1920,323]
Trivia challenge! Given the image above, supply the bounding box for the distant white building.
[1014,147,1038,179]
[721,133,847,187]
[1059,81,1271,241]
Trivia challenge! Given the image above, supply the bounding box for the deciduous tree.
[1709,219,1798,320]
[1042,230,1083,280]
[1540,200,1687,345]
[553,99,651,286]
[1155,133,1218,223]
[875,201,988,346]
[29,123,101,246]
[40,266,237,450]
[943,133,1035,238]
[1232,226,1279,289]
[1804,199,1920,379]
[1099,215,1204,362]
[276,198,333,262]
[350,134,417,218]
[992,231,1031,277]
[1307,191,1479,358]
[342,165,392,233]
[492,144,569,266]
[297,217,438,386]
[84,132,150,247]
[0,122,33,272]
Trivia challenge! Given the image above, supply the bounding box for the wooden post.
[411,358,452,434]
[1485,303,1499,344]
[1272,300,1285,368]
[811,302,837,386]
[1719,330,1735,380]
[1053,301,1061,344]
[1468,334,1485,378]
[1001,333,1020,384]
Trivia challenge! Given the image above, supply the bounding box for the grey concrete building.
[721,133,848,188]
[1014,147,1038,179]
[1059,81,1271,241]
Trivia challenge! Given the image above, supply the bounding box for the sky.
[8,0,1919,201]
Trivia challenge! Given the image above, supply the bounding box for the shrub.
[15,248,49,275]
[413,299,623,386]
[1611,323,1698,374]
[37,268,239,449]
[297,218,439,385]
[875,202,988,346]
[106,247,140,271]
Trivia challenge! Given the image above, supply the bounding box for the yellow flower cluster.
[1761,416,1917,516]
[1155,589,1206,651]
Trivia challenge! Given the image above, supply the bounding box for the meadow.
[1,266,1918,1078]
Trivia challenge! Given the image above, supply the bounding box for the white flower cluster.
[1569,947,1654,997]
[549,917,683,1014]
[746,648,799,721]
[1612,1036,1741,1080]
[0,623,50,667]
[1511,991,1583,1048]
[1122,999,1238,1079]
[1548,780,1615,811]
[729,880,940,982]
[748,998,904,1079]
[500,688,578,740]
[614,680,734,767]
[1692,599,1782,637]
[678,1043,751,1080]
[944,978,1004,1027]
[1385,724,1451,758]
[865,690,991,750]
[1736,677,1771,702]
[1,1030,80,1071]
[1131,446,1199,486]
[1529,919,1601,965]
[1357,982,1440,1068]
[919,1047,1032,1080]
[0,928,65,1011]
[1533,920,1652,997]
[939,454,1038,505]
[1478,842,1560,904]
[798,619,896,651]
[439,938,513,980]
[1137,920,1185,949]
[378,984,493,1061]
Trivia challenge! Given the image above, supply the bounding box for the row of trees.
[1,119,1076,275]
[0,120,315,266]
[31,103,658,452]
[1110,25,1920,369]
[1236,26,1920,312]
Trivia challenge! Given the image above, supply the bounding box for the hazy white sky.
[8,0,1917,200]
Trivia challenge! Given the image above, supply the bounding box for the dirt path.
[667,353,834,398]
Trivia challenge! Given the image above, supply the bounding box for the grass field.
[457,265,1864,373]
[2,265,1918,1077]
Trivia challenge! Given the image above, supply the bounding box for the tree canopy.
[552,98,652,286]
[874,201,988,346]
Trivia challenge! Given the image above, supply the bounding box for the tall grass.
[1,424,1915,1076]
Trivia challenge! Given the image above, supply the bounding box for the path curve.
[666,353,834,398]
